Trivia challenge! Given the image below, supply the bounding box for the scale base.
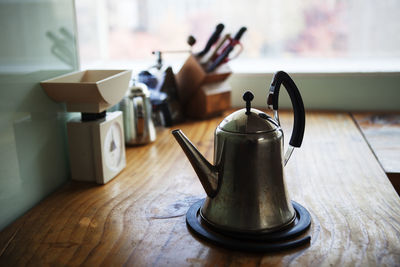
[67,111,126,184]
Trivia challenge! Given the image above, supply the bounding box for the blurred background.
[76,0,400,72]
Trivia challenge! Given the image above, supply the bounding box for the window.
[75,0,400,111]
[76,0,400,72]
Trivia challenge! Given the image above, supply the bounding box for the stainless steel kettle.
[119,83,156,145]
[172,71,305,234]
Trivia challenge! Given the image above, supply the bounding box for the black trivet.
[186,199,311,252]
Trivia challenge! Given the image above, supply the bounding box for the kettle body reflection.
[172,71,305,233]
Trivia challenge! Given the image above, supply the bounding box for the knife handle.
[206,46,233,72]
[196,23,224,57]
[233,27,247,41]
[200,34,231,65]
[206,27,247,72]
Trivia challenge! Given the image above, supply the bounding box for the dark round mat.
[186,199,311,252]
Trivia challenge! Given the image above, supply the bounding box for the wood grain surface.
[352,113,400,193]
[1,111,400,266]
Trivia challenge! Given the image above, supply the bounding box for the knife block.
[176,55,232,119]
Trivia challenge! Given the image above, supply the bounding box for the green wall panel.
[0,0,78,231]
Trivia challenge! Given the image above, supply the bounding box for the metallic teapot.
[172,71,305,234]
[119,83,156,145]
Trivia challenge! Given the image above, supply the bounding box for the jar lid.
[129,82,149,98]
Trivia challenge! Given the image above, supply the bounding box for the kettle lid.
[218,91,279,134]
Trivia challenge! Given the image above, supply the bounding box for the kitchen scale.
[41,69,131,184]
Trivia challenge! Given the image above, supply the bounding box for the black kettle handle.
[267,71,305,147]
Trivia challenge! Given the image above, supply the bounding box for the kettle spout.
[172,129,218,197]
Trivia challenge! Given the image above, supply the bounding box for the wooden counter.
[1,112,400,266]
[352,113,400,194]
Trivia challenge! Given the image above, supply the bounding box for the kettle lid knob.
[243,91,254,115]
